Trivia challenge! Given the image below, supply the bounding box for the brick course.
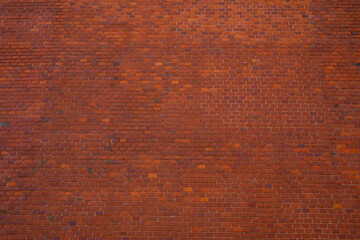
[0,0,359,239]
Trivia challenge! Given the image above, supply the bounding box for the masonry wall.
[0,0,359,239]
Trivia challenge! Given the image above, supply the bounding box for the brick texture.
[1,0,359,239]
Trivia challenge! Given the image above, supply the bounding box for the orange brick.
[7,182,16,187]
[148,173,157,178]
[334,204,342,209]
[131,192,139,197]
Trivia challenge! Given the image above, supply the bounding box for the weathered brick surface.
[0,0,359,239]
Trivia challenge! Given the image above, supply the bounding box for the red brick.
[0,0,359,239]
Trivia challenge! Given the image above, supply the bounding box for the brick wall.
[0,0,359,239]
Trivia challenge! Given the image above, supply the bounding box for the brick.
[131,192,139,197]
[183,188,192,192]
[334,204,342,209]
[0,0,359,239]
[7,182,16,187]
[148,173,157,178]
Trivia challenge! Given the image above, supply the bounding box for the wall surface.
[0,0,359,239]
